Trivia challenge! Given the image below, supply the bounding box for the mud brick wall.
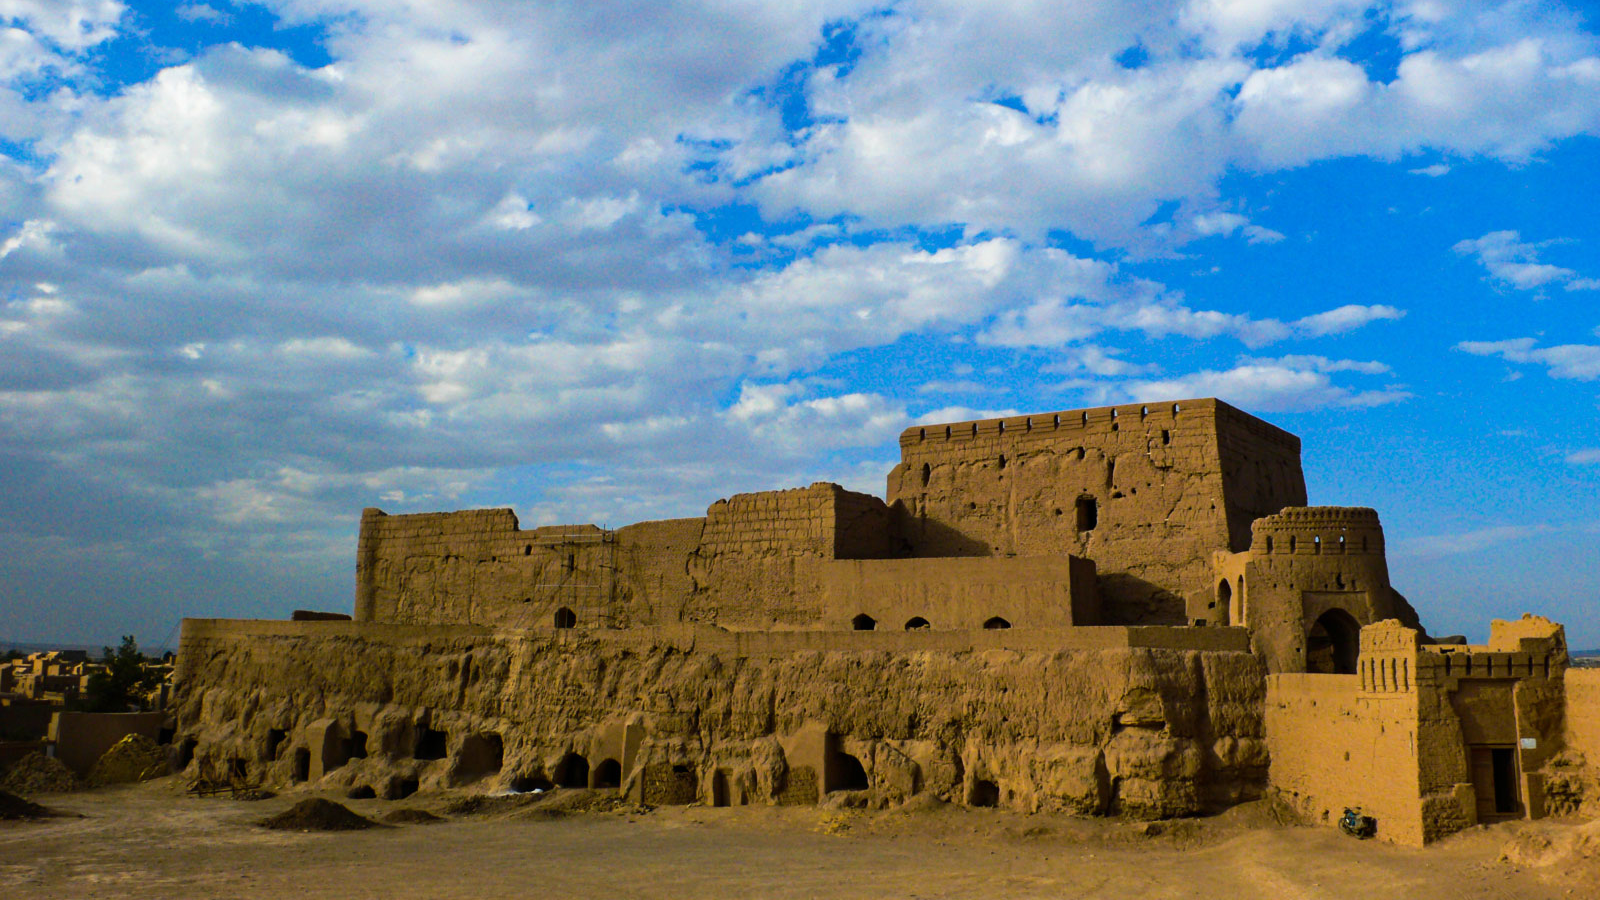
[175,619,1266,819]
[887,398,1306,625]
[688,483,892,628]
[355,508,703,630]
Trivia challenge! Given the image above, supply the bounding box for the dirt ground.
[2,780,1596,900]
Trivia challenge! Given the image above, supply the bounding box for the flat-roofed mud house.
[174,398,1600,844]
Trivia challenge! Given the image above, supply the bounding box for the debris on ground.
[89,734,168,786]
[442,791,545,817]
[0,789,53,820]
[258,798,380,831]
[381,808,444,825]
[512,789,625,821]
[0,753,82,794]
[1500,819,1600,868]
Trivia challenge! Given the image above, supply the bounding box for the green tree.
[80,636,163,712]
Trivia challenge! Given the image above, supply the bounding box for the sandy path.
[1,782,1592,900]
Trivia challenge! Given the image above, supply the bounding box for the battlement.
[1251,507,1385,556]
[1354,617,1566,694]
[897,397,1299,454]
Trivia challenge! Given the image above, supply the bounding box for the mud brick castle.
[173,398,1600,845]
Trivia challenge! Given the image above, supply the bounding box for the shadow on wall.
[1098,573,1187,626]
[890,507,993,558]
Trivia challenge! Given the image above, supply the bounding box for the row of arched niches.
[850,614,1011,631]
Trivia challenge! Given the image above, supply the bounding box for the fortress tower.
[887,398,1306,624]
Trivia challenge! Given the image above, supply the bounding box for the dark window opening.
[553,606,577,629]
[1161,429,1170,445]
[292,748,310,783]
[921,462,931,486]
[983,616,1011,629]
[1313,535,1322,554]
[997,454,1007,470]
[554,753,589,789]
[1075,496,1098,531]
[851,613,876,631]
[414,726,448,760]
[346,730,369,760]
[1217,580,1233,626]
[918,427,926,441]
[523,545,531,555]
[1265,535,1274,552]
[1307,609,1361,675]
[565,553,575,572]
[904,617,930,631]
[969,779,1000,807]
[593,758,622,789]
[711,769,731,807]
[265,729,286,760]
[1289,536,1297,553]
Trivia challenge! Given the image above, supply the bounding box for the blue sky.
[0,0,1596,649]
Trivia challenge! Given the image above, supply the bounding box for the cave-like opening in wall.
[905,617,930,631]
[592,758,621,789]
[554,753,589,788]
[852,613,876,631]
[1307,608,1361,674]
[1216,579,1232,625]
[983,616,1011,629]
[553,606,577,629]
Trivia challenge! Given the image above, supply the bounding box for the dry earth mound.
[0,753,82,794]
[1500,818,1600,868]
[0,788,52,820]
[442,792,546,817]
[258,798,380,831]
[512,788,627,820]
[89,734,168,785]
[381,808,444,825]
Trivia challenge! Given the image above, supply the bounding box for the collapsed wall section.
[174,619,1265,818]
[887,399,1306,625]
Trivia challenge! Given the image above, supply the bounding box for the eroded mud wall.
[175,620,1265,818]
[887,399,1305,624]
